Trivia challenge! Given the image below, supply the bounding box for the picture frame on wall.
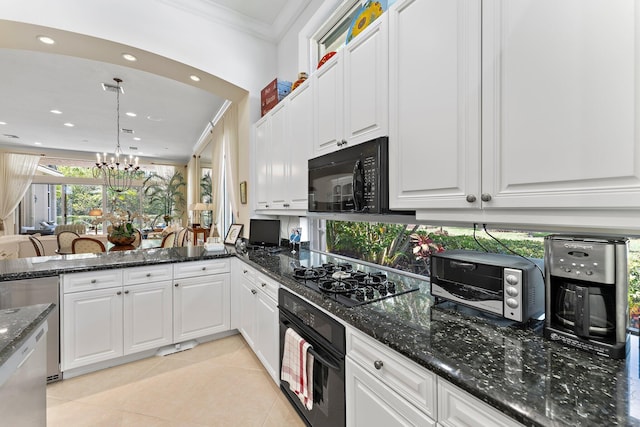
[225,224,243,244]
[240,181,247,204]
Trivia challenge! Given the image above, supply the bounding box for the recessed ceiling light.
[126,112,137,117]
[0,121,6,125]
[190,75,201,82]
[50,109,62,114]
[34,142,42,146]
[122,53,137,62]
[133,137,141,141]
[37,35,55,45]
[63,123,74,127]
[147,115,164,122]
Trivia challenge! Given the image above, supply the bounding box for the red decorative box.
[261,78,292,116]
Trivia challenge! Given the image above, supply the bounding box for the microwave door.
[353,160,365,212]
[309,159,358,212]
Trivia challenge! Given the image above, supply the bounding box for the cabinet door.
[238,276,256,348]
[346,358,436,427]
[123,281,173,355]
[269,102,288,207]
[438,379,522,427]
[313,50,344,156]
[255,292,279,383]
[287,80,313,210]
[389,0,481,209]
[343,13,389,147]
[62,288,123,370]
[173,274,230,342]
[254,116,271,210]
[482,0,640,209]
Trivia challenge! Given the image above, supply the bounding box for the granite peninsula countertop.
[0,304,55,370]
[0,246,637,426]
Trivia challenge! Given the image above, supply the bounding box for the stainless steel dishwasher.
[0,276,60,382]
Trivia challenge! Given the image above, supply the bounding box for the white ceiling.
[0,0,308,165]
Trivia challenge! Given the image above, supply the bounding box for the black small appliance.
[544,235,629,359]
[248,218,280,247]
[307,136,412,215]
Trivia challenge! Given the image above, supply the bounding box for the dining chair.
[132,229,142,248]
[175,227,188,247]
[161,232,176,248]
[71,237,106,254]
[57,231,80,254]
[28,235,46,256]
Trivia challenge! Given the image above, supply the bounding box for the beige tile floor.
[47,334,305,427]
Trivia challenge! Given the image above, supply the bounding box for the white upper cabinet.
[254,116,271,210]
[390,0,640,230]
[389,0,481,210]
[481,0,640,210]
[268,102,288,207]
[286,80,313,210]
[313,14,389,157]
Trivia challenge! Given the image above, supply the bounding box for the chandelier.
[93,78,140,193]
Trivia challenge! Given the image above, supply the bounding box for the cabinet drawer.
[173,259,230,278]
[254,272,279,301]
[123,264,173,285]
[239,264,257,283]
[347,328,437,418]
[62,269,123,293]
[438,379,522,427]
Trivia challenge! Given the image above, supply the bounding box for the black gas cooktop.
[292,262,419,307]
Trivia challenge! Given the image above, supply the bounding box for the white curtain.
[210,123,224,236]
[223,104,240,221]
[0,153,40,234]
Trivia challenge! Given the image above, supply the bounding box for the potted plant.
[143,171,186,227]
[108,222,136,246]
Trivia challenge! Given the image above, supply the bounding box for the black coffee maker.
[544,235,629,359]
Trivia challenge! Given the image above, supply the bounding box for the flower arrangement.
[103,210,145,244]
[410,233,444,260]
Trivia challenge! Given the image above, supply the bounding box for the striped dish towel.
[280,328,314,410]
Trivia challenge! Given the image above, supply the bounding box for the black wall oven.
[279,288,345,427]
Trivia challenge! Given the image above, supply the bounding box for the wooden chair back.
[57,231,80,254]
[28,235,46,256]
[71,237,106,254]
[161,232,176,248]
[176,228,188,247]
[132,229,142,248]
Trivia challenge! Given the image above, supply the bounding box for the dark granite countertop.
[0,246,637,426]
[235,248,640,427]
[0,246,233,281]
[0,303,55,368]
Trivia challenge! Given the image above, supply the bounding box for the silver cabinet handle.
[91,279,97,284]
[465,194,476,203]
[146,273,151,277]
[116,291,122,295]
[124,290,129,294]
[265,204,270,208]
[174,283,179,287]
[201,267,207,271]
[481,193,492,202]
[374,360,384,370]
[261,283,267,287]
[251,289,257,295]
[243,270,248,274]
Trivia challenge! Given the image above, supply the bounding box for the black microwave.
[308,137,409,214]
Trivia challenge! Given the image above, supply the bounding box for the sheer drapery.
[210,123,224,236]
[223,105,240,222]
[0,153,40,233]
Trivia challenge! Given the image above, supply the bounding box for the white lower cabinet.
[437,380,523,427]
[347,358,436,427]
[237,262,280,383]
[62,286,124,370]
[173,261,230,342]
[346,327,437,426]
[123,281,173,355]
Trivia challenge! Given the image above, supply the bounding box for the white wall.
[0,0,277,123]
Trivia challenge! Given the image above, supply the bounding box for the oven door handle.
[308,347,340,371]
